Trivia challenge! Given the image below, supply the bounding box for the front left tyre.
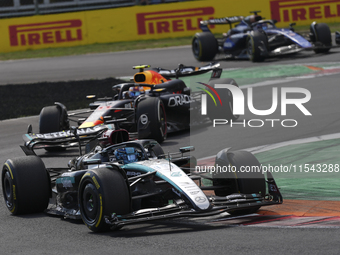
[2,156,50,215]
[212,150,266,215]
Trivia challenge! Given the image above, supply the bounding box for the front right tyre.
[246,31,268,62]
[192,32,218,61]
[310,22,332,53]
[78,166,131,232]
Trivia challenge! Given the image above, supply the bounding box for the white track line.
[198,132,340,162]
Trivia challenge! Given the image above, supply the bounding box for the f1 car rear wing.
[153,62,222,79]
[200,16,244,31]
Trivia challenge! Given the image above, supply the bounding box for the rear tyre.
[39,105,69,151]
[192,32,218,61]
[310,22,332,53]
[247,31,268,62]
[2,156,50,215]
[206,78,240,122]
[79,167,131,232]
[136,97,167,143]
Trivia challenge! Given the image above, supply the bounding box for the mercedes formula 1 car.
[38,62,235,145]
[192,11,340,62]
[2,134,282,232]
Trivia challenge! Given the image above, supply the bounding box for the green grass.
[289,22,340,33]
[0,36,194,61]
[1,22,339,61]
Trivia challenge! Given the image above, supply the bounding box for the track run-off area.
[190,62,340,228]
[1,47,340,254]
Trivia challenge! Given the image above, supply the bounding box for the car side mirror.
[179,146,195,153]
[87,95,96,100]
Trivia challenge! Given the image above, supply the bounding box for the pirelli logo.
[271,0,340,22]
[9,19,83,47]
[136,7,214,35]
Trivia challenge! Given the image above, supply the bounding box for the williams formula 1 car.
[38,62,234,145]
[2,134,282,232]
[192,11,340,62]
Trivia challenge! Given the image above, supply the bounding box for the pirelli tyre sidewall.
[246,31,267,62]
[1,156,50,215]
[78,167,131,232]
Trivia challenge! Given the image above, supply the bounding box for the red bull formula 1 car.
[192,11,340,62]
[2,133,282,232]
[37,62,237,147]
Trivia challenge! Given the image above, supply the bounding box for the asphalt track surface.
[1,47,340,254]
[1,45,340,85]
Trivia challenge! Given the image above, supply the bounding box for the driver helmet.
[122,91,130,99]
[245,14,262,24]
[129,86,145,98]
[114,147,138,164]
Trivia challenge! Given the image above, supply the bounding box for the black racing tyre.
[136,97,167,143]
[206,78,240,122]
[149,143,165,158]
[212,150,265,215]
[2,156,50,215]
[310,22,332,53]
[228,151,266,196]
[78,167,131,232]
[212,148,239,197]
[227,150,266,215]
[39,105,69,151]
[39,105,69,133]
[192,32,218,61]
[246,31,268,62]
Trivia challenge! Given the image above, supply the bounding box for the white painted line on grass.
[198,132,340,162]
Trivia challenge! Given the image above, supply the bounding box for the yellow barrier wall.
[1,0,340,53]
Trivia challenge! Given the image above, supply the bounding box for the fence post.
[13,0,20,10]
[34,0,40,14]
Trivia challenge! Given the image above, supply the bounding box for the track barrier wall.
[2,0,340,53]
